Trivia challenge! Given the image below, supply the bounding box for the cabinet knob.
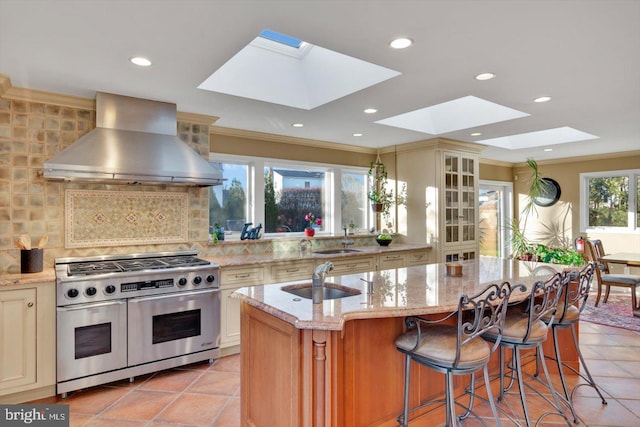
[27,301,34,308]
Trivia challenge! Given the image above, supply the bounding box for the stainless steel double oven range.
[55,251,220,397]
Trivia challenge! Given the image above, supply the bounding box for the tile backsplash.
[0,95,212,273]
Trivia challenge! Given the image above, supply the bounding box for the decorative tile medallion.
[65,189,189,248]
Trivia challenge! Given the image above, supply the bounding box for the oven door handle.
[56,300,126,312]
[128,288,219,303]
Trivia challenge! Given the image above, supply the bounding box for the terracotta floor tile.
[211,354,241,372]
[84,418,148,427]
[573,395,640,426]
[155,393,228,426]
[187,371,240,396]
[61,386,130,414]
[138,368,202,392]
[211,397,240,427]
[68,413,94,427]
[100,390,175,421]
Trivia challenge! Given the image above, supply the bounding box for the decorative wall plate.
[533,178,561,207]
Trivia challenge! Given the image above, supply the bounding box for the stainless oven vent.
[43,92,223,187]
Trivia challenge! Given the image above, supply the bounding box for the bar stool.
[544,262,607,423]
[482,272,571,427]
[394,281,514,426]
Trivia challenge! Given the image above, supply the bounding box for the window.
[264,165,327,233]
[580,169,640,232]
[209,154,371,239]
[209,161,250,234]
[341,171,369,232]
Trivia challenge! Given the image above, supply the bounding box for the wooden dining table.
[602,252,640,268]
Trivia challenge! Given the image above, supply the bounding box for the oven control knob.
[178,277,187,286]
[86,287,97,296]
[193,276,202,285]
[206,274,216,283]
[67,288,79,299]
[105,285,116,294]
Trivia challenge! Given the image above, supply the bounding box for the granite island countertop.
[232,257,567,331]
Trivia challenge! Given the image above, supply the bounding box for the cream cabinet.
[0,282,55,403]
[442,151,478,261]
[220,287,242,349]
[395,138,481,262]
[270,260,315,283]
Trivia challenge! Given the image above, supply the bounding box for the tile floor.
[30,320,640,426]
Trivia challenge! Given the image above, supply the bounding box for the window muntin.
[581,169,639,232]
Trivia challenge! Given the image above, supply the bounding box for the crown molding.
[512,150,640,168]
[210,126,377,154]
[177,112,219,126]
[0,75,95,109]
[479,158,514,168]
[389,137,485,155]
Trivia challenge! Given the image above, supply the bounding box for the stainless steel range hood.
[43,92,223,186]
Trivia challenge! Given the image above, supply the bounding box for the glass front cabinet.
[442,151,478,261]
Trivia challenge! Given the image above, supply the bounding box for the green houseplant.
[368,159,407,222]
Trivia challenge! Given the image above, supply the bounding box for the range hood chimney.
[43,92,223,186]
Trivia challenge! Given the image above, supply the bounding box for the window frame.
[580,168,640,234]
[209,152,371,240]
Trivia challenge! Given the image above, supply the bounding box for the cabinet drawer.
[270,261,314,283]
[378,253,407,270]
[221,266,265,287]
[330,256,376,275]
[408,250,430,266]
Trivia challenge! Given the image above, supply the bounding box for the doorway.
[479,181,513,258]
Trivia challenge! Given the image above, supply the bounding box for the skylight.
[477,127,599,149]
[198,30,401,110]
[375,96,529,135]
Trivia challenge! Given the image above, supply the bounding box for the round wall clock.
[533,178,561,207]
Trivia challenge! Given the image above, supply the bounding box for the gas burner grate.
[115,259,169,272]
[68,262,122,276]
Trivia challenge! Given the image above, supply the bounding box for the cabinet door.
[221,288,242,347]
[443,152,476,246]
[0,288,36,391]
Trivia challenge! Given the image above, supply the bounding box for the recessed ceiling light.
[534,96,552,103]
[130,57,152,67]
[390,37,413,49]
[470,132,482,136]
[364,108,378,114]
[353,133,363,137]
[292,123,304,128]
[544,148,553,152]
[475,72,496,81]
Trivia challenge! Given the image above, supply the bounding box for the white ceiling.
[0,0,638,164]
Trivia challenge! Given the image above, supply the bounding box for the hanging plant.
[367,158,407,222]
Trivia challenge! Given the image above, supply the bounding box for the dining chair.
[542,262,607,423]
[585,239,640,310]
[483,271,572,427]
[394,281,515,426]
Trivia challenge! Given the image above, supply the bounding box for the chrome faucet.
[342,226,355,249]
[312,261,334,304]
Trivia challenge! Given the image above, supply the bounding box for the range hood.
[43,92,223,186]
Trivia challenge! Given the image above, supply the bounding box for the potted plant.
[304,212,322,237]
[506,218,534,260]
[368,159,407,220]
[376,233,393,246]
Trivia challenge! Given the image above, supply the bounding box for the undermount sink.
[313,248,362,255]
[281,282,361,300]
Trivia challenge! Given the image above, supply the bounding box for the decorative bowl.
[376,238,392,246]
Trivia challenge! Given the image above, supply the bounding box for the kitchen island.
[233,257,578,427]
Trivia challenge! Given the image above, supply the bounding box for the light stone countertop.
[206,243,431,267]
[0,269,56,287]
[232,257,567,331]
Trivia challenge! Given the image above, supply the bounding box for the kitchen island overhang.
[233,257,578,427]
